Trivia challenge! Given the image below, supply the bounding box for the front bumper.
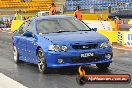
[44,49,113,68]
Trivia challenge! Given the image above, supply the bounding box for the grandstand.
[0,0,52,15]
[0,0,132,15]
[64,0,132,11]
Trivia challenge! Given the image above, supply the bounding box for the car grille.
[72,44,98,50]
[71,56,102,63]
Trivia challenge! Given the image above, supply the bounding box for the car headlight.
[100,41,111,48]
[61,46,68,51]
[49,45,68,52]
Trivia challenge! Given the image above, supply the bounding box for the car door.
[24,20,38,63]
[14,22,28,61]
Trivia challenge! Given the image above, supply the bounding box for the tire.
[76,76,87,86]
[13,45,20,64]
[96,63,110,70]
[37,48,47,73]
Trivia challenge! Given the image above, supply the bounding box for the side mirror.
[91,28,97,31]
[23,31,33,37]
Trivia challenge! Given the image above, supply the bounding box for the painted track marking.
[0,73,28,88]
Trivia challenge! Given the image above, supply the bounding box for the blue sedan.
[12,15,113,73]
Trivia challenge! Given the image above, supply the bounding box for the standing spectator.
[14,10,22,20]
[49,3,56,15]
[114,16,119,31]
[74,6,82,20]
[108,4,112,13]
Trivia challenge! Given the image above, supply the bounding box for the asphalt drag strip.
[0,32,132,88]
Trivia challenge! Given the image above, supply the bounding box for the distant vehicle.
[36,11,61,17]
[36,11,49,17]
[108,9,132,19]
[12,16,113,73]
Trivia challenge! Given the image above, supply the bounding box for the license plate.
[81,53,94,58]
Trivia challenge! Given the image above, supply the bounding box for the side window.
[18,23,26,34]
[26,20,34,33]
[18,20,34,34]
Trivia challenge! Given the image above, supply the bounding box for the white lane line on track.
[0,73,28,88]
[113,47,132,51]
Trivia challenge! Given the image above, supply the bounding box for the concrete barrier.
[96,30,132,47]
[128,19,132,24]
[83,20,104,30]
[82,20,119,44]
[109,21,116,30]
[83,20,113,30]
[97,30,118,44]
[100,31,132,47]
[121,31,132,47]
[100,21,112,30]
[96,30,131,47]
[67,14,109,20]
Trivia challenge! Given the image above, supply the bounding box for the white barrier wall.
[101,21,112,30]
[83,20,104,30]
[83,20,113,30]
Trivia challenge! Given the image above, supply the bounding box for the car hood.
[42,31,108,44]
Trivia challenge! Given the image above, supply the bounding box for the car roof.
[34,15,74,20]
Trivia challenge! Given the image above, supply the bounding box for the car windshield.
[36,18,91,34]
